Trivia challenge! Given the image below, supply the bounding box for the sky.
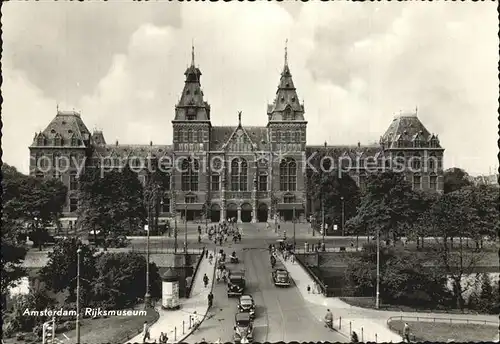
[2,1,498,176]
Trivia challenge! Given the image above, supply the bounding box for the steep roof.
[380,112,442,149]
[211,125,269,152]
[92,143,173,159]
[267,43,305,121]
[31,110,91,148]
[306,144,383,160]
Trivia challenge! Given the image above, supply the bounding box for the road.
[187,224,347,343]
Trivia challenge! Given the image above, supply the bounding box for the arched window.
[181,158,199,191]
[197,130,203,143]
[296,130,301,142]
[411,153,421,170]
[54,134,62,146]
[279,158,297,191]
[187,129,193,142]
[230,158,248,191]
[37,135,45,146]
[284,107,293,120]
[429,173,438,190]
[428,153,436,171]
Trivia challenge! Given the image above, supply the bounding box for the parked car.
[237,295,255,318]
[233,312,254,343]
[272,268,291,287]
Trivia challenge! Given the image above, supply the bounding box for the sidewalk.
[278,253,498,343]
[125,248,216,344]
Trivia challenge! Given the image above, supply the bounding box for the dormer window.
[71,136,78,146]
[51,129,56,133]
[291,97,295,102]
[68,129,73,134]
[281,97,285,103]
[187,108,196,120]
[286,83,290,87]
[37,135,45,146]
[413,139,421,147]
[430,137,439,148]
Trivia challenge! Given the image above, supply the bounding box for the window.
[37,135,45,146]
[164,174,171,191]
[71,135,79,146]
[413,139,421,148]
[359,174,366,192]
[428,153,436,171]
[430,137,439,148]
[187,129,193,142]
[413,175,421,190]
[211,174,220,191]
[284,194,295,203]
[187,108,196,120]
[70,198,78,212]
[279,158,297,191]
[160,197,170,213]
[181,158,199,191]
[52,171,61,180]
[70,172,78,190]
[283,131,289,142]
[276,130,281,143]
[182,130,188,142]
[411,153,421,170]
[284,107,293,120]
[185,195,196,203]
[197,130,203,143]
[296,130,301,142]
[230,158,248,191]
[54,135,62,146]
[258,174,268,191]
[39,155,48,169]
[35,172,44,179]
[429,174,437,190]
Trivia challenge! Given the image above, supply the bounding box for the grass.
[339,297,492,315]
[388,320,498,342]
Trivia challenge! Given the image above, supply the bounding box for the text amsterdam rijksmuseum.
[29,49,444,225]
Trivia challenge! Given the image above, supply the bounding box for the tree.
[143,168,170,234]
[444,167,472,194]
[39,238,97,303]
[477,273,495,313]
[310,170,360,233]
[419,190,487,309]
[77,165,146,244]
[92,252,161,309]
[348,171,415,241]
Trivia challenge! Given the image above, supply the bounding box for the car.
[272,268,291,287]
[228,270,246,297]
[237,295,255,318]
[233,312,254,343]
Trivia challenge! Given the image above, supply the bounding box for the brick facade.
[28,49,444,224]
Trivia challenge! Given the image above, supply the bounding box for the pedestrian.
[307,285,311,294]
[403,322,411,342]
[205,249,208,258]
[291,253,295,264]
[209,253,213,264]
[142,321,151,343]
[208,291,214,308]
[351,331,359,343]
[203,273,209,288]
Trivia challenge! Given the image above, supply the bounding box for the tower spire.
[284,38,288,67]
[191,40,195,67]
[238,111,242,126]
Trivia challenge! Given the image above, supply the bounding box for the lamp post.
[321,199,325,243]
[375,227,380,309]
[144,198,151,309]
[34,217,42,251]
[76,248,81,344]
[184,204,188,253]
[341,196,345,237]
[293,206,296,247]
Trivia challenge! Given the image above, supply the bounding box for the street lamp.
[341,196,345,237]
[321,199,325,243]
[375,227,380,309]
[184,204,188,253]
[293,206,296,248]
[34,217,42,251]
[76,248,81,344]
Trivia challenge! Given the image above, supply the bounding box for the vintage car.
[237,294,255,318]
[228,270,246,297]
[272,268,291,287]
[233,312,254,343]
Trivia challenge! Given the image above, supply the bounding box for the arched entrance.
[241,203,252,223]
[226,203,237,221]
[210,204,221,223]
[257,203,268,222]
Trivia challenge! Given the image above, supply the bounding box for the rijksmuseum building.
[29,48,444,225]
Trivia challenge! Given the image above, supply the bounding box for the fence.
[128,245,204,255]
[293,254,330,296]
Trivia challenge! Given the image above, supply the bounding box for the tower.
[267,40,307,221]
[172,45,212,221]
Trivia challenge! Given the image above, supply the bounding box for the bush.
[105,233,130,248]
[4,321,17,338]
